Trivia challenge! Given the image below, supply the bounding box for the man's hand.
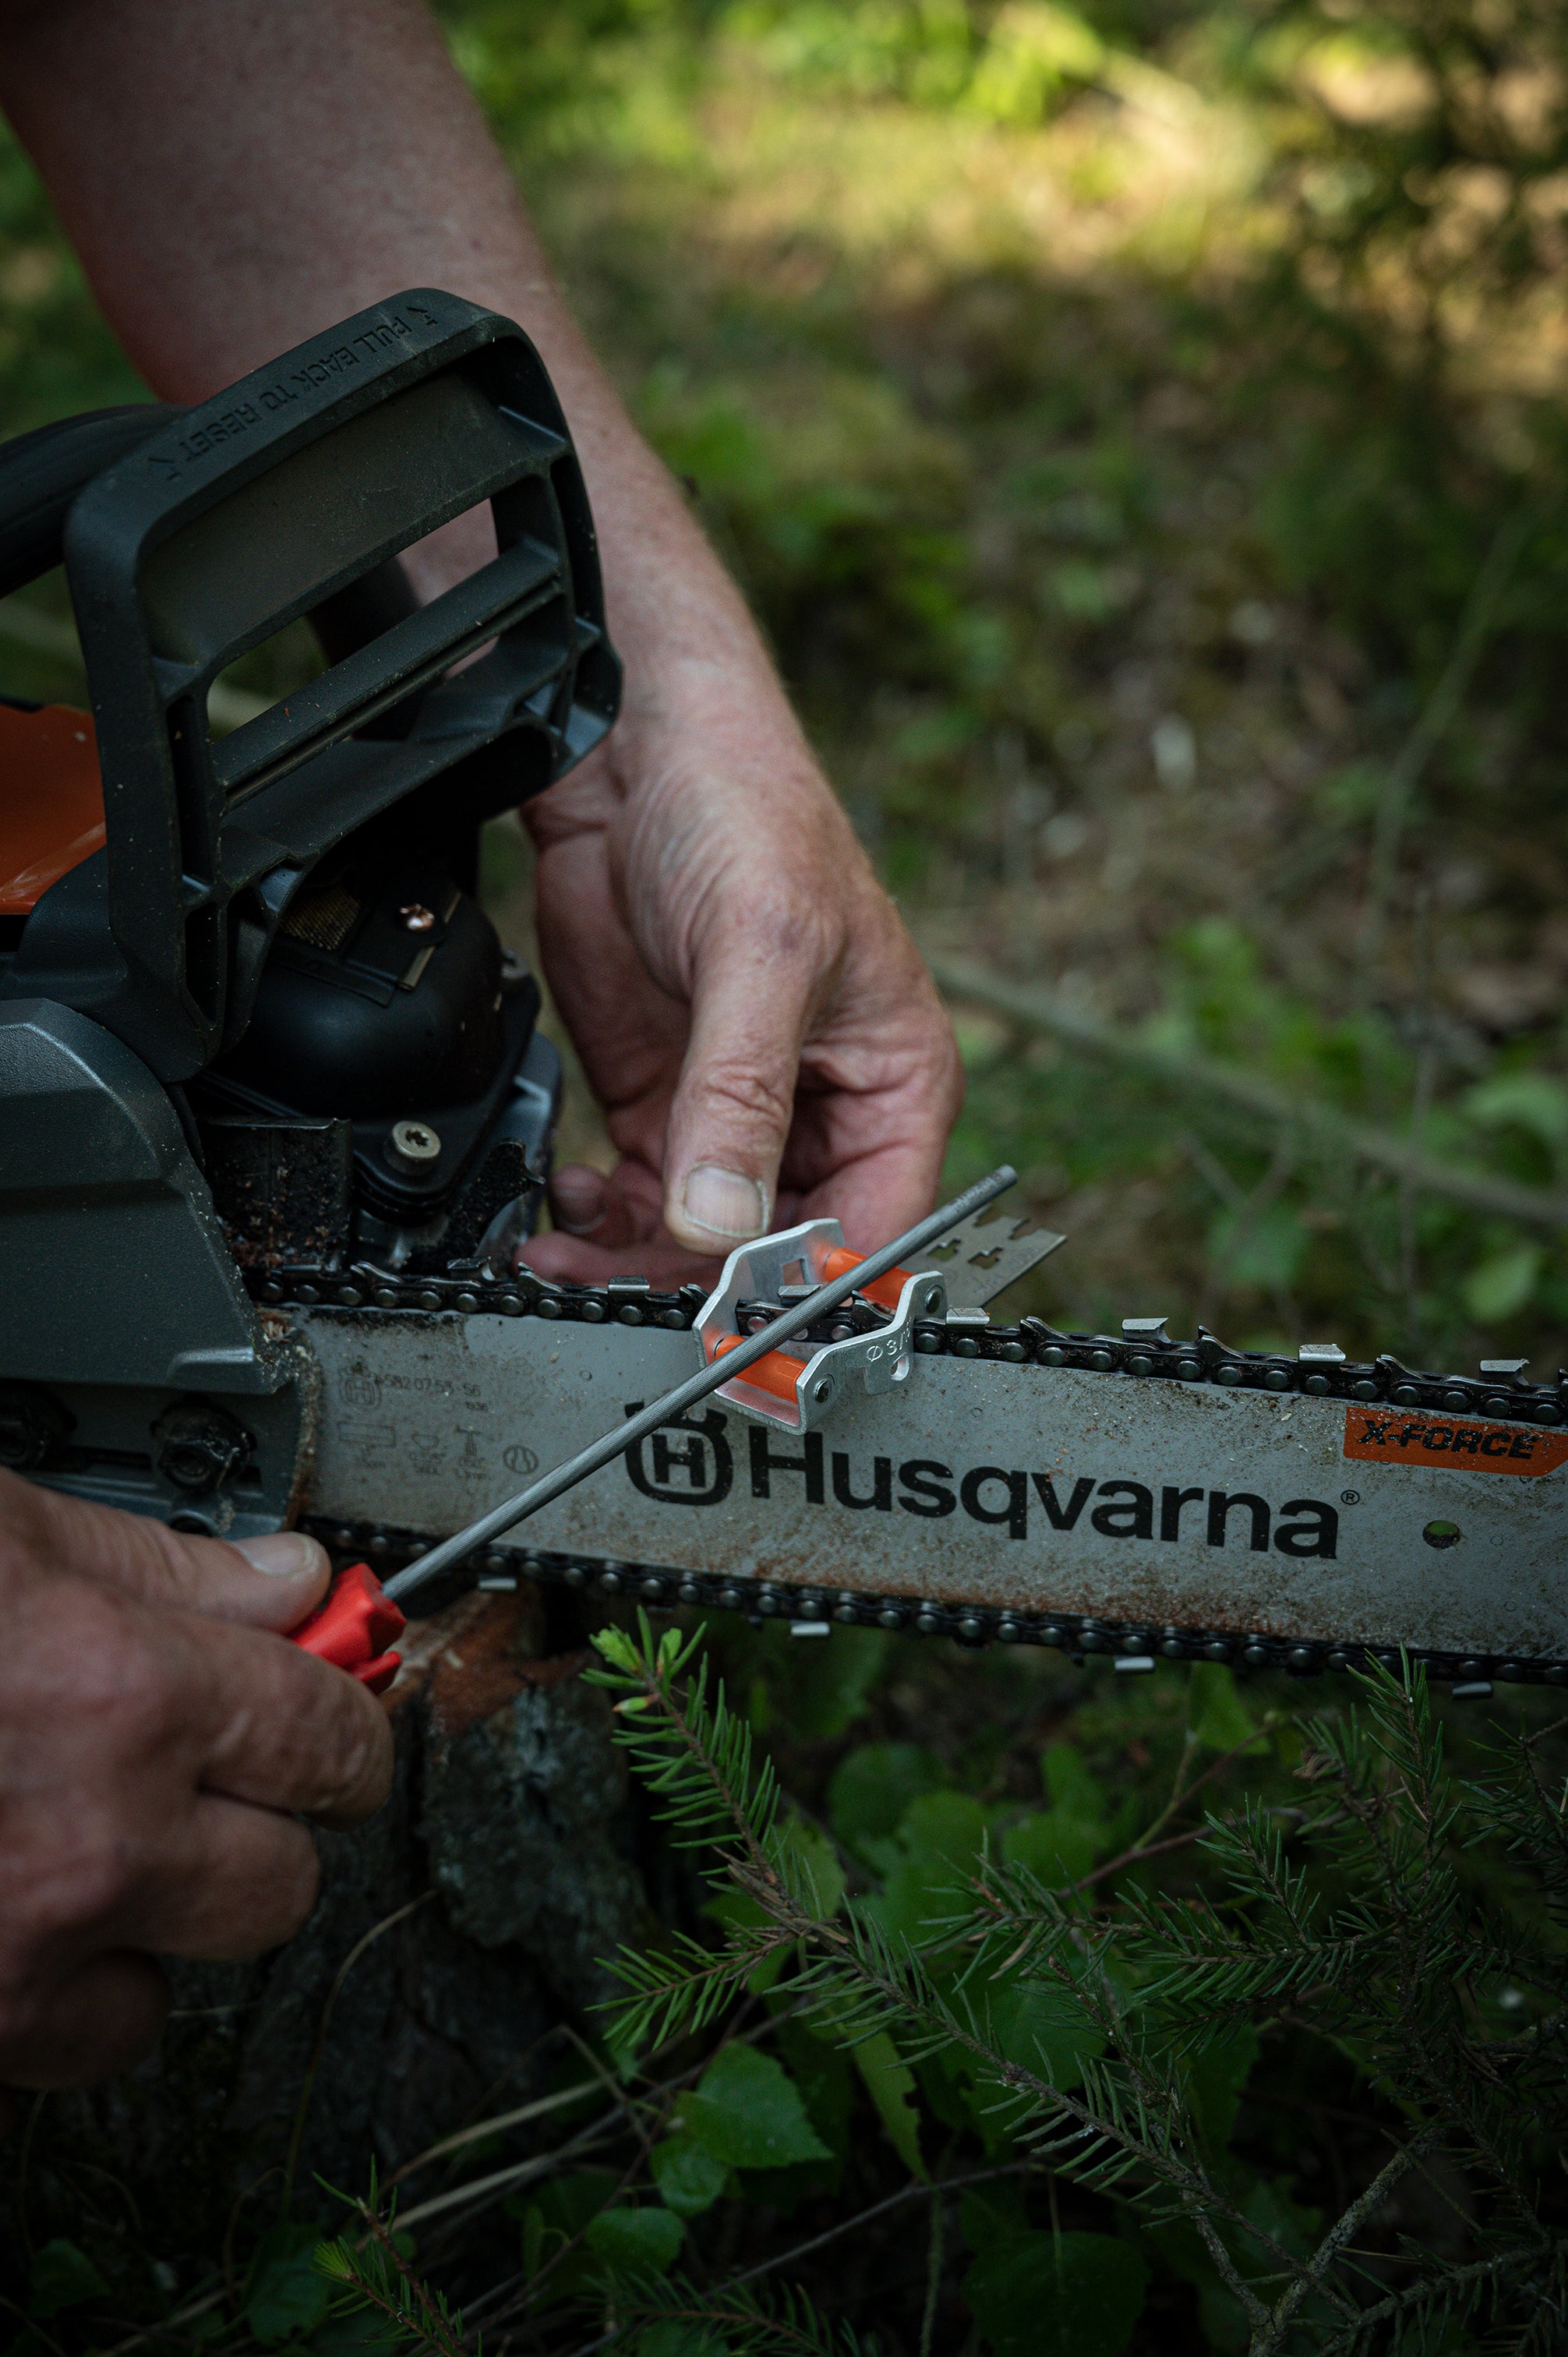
[521,646,961,1287]
[0,1473,392,2090]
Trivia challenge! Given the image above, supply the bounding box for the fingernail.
[235,1532,327,1578]
[682,1165,768,1240]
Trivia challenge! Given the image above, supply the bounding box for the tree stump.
[10,1586,653,2274]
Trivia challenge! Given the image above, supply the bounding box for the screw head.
[386,1118,441,1174]
[814,1378,834,1403]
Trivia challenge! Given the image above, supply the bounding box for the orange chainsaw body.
[0,702,102,917]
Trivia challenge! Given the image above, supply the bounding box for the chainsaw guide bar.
[256,1252,1568,1689]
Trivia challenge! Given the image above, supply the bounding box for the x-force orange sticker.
[1343,1408,1568,1476]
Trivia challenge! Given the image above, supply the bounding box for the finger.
[3,1469,331,1631]
[547,1161,642,1246]
[660,916,821,1253]
[32,1580,397,1828]
[182,1613,394,1827]
[528,1159,719,1284]
[0,1951,169,2090]
[775,943,963,1249]
[523,1159,718,1285]
[114,1790,322,1960]
[524,1229,722,1287]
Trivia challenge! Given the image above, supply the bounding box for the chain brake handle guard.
[2,288,620,1087]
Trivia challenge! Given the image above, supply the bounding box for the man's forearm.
[0,0,775,694]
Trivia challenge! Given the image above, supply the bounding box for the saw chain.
[247,1254,1568,1693]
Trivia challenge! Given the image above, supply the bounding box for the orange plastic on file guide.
[708,1246,915,1401]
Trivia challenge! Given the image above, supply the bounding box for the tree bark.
[10,1586,653,2269]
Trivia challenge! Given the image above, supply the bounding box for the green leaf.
[1182,2022,1259,2161]
[676,2043,832,2169]
[750,1623,890,1740]
[28,2239,108,2320]
[878,1790,988,1945]
[246,2225,333,2346]
[308,2313,404,2355]
[584,2205,686,2276]
[634,2324,729,2357]
[1465,1069,1568,1146]
[1188,1663,1268,1755]
[1002,1808,1104,1886]
[1002,1743,1114,1885]
[962,2230,1147,2357]
[780,1814,846,1921]
[828,1742,946,1857]
[1208,1201,1307,1292]
[649,2135,731,2218]
[774,2013,855,2151]
[1040,1742,1106,1819]
[1464,1242,1542,1323]
[853,2030,926,2177]
[535,2168,621,2236]
[985,1980,1107,2094]
[704,1885,789,1992]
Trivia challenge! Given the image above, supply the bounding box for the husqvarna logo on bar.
[624,1406,1338,1556]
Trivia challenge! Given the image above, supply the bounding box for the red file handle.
[288,1561,406,1696]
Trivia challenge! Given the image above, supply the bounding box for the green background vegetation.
[5,2,1568,2352]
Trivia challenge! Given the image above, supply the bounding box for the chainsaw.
[2,292,1565,1701]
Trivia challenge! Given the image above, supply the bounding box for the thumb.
[662,928,810,1252]
[2,1469,332,1632]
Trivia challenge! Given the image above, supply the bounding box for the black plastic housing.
[0,291,620,1083]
